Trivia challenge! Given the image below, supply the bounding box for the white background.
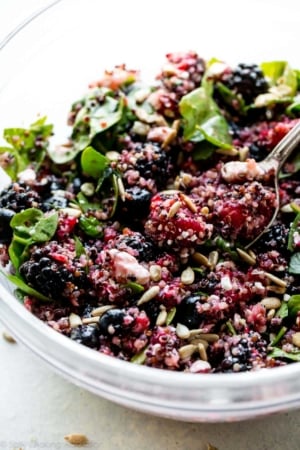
[1,1,300,449]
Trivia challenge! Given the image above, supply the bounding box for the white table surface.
[1,1,300,449]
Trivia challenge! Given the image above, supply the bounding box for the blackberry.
[99,309,127,336]
[157,51,205,100]
[70,325,100,349]
[118,142,173,192]
[20,256,73,300]
[223,63,268,104]
[214,333,268,373]
[0,208,15,243]
[121,186,152,219]
[115,231,156,262]
[176,294,202,329]
[257,224,289,252]
[0,182,41,212]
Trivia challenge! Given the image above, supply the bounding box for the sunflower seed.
[216,147,239,156]
[176,323,191,339]
[2,331,16,343]
[69,313,83,328]
[61,207,82,218]
[239,146,249,161]
[267,285,287,294]
[260,297,281,310]
[189,332,219,342]
[192,252,210,267]
[168,200,181,218]
[137,286,160,306]
[189,338,208,348]
[237,248,256,265]
[267,309,276,320]
[208,250,219,269]
[64,434,88,446]
[264,272,287,288]
[179,193,197,213]
[91,305,116,317]
[292,332,300,348]
[156,309,168,326]
[181,266,195,285]
[82,317,100,325]
[117,177,126,202]
[178,344,197,359]
[280,203,293,213]
[198,342,208,361]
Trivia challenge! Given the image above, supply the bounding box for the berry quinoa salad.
[0,51,300,374]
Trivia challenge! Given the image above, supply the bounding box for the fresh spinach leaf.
[0,117,53,180]
[6,274,51,302]
[79,215,103,237]
[9,208,58,269]
[269,347,300,362]
[288,213,300,251]
[289,253,300,275]
[179,86,232,153]
[81,146,109,179]
[287,294,300,317]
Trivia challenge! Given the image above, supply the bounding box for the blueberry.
[141,300,160,326]
[176,294,201,329]
[70,325,99,348]
[98,309,126,335]
[0,208,15,243]
[121,187,151,219]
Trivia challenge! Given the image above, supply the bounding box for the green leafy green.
[130,347,147,365]
[269,347,300,362]
[261,61,297,94]
[288,213,300,251]
[276,301,288,319]
[166,307,177,326]
[79,215,103,237]
[289,253,300,275]
[50,87,128,164]
[287,294,300,317]
[255,61,298,108]
[179,86,232,154]
[81,146,111,191]
[6,274,51,302]
[0,117,53,180]
[215,81,246,113]
[124,281,145,294]
[9,208,58,270]
[270,326,287,346]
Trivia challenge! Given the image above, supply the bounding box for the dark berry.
[134,143,170,188]
[98,309,126,335]
[223,63,268,104]
[121,187,152,219]
[0,208,15,243]
[257,224,289,252]
[70,325,99,348]
[20,256,72,299]
[115,232,156,262]
[176,294,201,329]
[141,300,160,326]
[0,182,41,212]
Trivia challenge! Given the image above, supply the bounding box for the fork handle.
[265,120,300,169]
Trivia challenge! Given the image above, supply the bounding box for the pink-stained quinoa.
[1,51,300,374]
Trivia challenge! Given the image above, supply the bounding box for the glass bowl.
[1,0,300,423]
